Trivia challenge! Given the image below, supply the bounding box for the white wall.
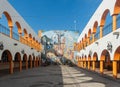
[78,28,120,60]
[76,0,120,60]
[0,33,40,60]
[77,0,116,42]
[0,0,39,41]
[0,0,41,60]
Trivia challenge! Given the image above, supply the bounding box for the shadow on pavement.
[0,65,64,87]
[71,66,120,87]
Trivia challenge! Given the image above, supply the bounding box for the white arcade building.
[0,0,42,74]
[74,0,120,79]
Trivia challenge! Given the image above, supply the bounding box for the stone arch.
[100,9,110,26]
[23,54,27,61]
[82,56,84,61]
[84,55,87,61]
[28,55,32,68]
[84,34,87,41]
[93,52,98,61]
[3,11,13,27]
[14,52,21,71]
[84,55,87,68]
[114,46,120,73]
[114,46,120,61]
[29,55,32,61]
[1,50,13,74]
[36,40,38,43]
[1,50,12,62]
[33,56,36,67]
[80,57,81,60]
[15,22,22,34]
[88,54,92,69]
[33,37,35,44]
[84,34,87,42]
[100,49,112,70]
[22,54,28,69]
[88,29,92,38]
[82,38,83,42]
[88,54,91,61]
[14,52,21,62]
[114,0,120,14]
[93,21,98,34]
[100,49,110,61]
[36,56,38,67]
[33,37,35,40]
[23,29,28,37]
[81,38,84,48]
[93,52,99,68]
[29,34,32,40]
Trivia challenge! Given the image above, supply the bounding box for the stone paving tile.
[0,65,120,87]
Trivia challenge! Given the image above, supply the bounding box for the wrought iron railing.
[0,23,40,51]
[95,32,100,41]
[89,35,92,44]
[102,22,112,37]
[13,32,19,41]
[94,27,100,41]
[117,15,120,29]
[0,24,20,41]
[0,24,10,36]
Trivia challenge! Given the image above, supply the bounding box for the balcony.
[0,23,40,51]
[117,16,120,29]
[103,22,112,37]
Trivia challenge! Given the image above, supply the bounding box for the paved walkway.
[0,65,120,87]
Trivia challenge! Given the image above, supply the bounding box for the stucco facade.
[75,0,120,79]
[0,0,42,74]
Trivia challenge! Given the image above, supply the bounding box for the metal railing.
[94,27,100,41]
[13,32,19,41]
[0,24,19,41]
[0,23,41,51]
[117,15,120,29]
[102,22,112,37]
[89,35,92,44]
[0,24,10,36]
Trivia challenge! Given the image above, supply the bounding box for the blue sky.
[8,0,102,34]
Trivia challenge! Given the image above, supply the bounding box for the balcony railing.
[117,15,120,29]
[13,32,19,41]
[0,24,10,36]
[0,23,41,51]
[0,24,19,41]
[89,35,92,44]
[102,22,112,37]
[95,27,100,41]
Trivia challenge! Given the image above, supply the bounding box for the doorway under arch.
[0,50,13,75]
[88,55,92,70]
[33,56,36,67]
[14,52,21,72]
[93,52,99,71]
[113,46,120,78]
[28,55,32,68]
[100,49,112,74]
[22,54,28,69]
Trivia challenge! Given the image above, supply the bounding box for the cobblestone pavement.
[0,65,120,87]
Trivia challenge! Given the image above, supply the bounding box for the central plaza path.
[0,65,120,87]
